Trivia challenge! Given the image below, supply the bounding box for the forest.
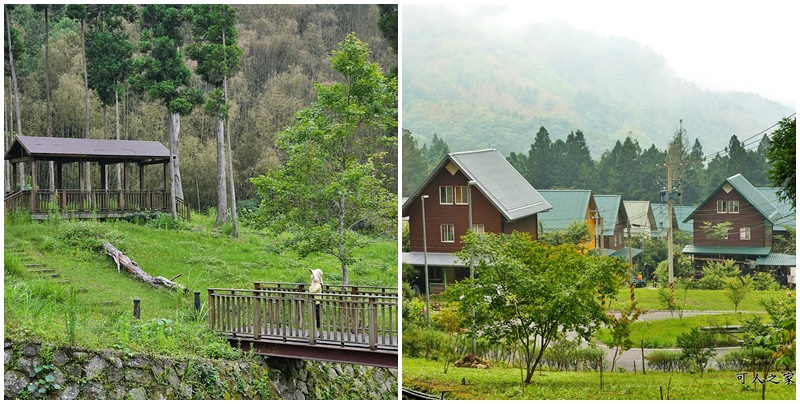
[403,120,785,207]
[4,4,398,214]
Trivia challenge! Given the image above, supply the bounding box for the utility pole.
[591,209,601,254]
[661,161,678,306]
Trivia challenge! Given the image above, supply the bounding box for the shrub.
[676,327,717,377]
[750,271,778,291]
[542,336,580,371]
[646,350,689,372]
[716,347,773,371]
[696,273,726,290]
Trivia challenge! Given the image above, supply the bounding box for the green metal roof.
[682,245,771,256]
[609,247,643,258]
[755,253,796,266]
[685,174,781,224]
[594,195,623,236]
[537,190,593,230]
[673,206,695,233]
[755,187,796,230]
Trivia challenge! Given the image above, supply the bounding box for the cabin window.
[471,224,485,234]
[441,224,455,242]
[716,200,727,213]
[439,186,453,204]
[729,200,739,213]
[740,227,750,240]
[454,186,469,204]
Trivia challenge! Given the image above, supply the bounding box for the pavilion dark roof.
[5,136,170,164]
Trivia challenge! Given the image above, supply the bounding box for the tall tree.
[402,129,429,197]
[447,231,625,383]
[424,133,450,168]
[32,5,61,193]
[251,33,397,285]
[187,4,243,230]
[525,126,553,188]
[667,121,703,204]
[65,4,91,190]
[85,5,136,190]
[130,5,203,207]
[5,5,24,190]
[766,116,796,208]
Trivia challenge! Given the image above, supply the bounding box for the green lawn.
[610,286,789,312]
[4,213,396,358]
[402,357,796,400]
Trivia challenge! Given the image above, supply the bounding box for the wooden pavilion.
[4,136,189,220]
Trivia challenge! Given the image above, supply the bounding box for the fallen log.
[102,241,186,292]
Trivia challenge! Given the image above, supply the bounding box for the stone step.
[25,263,45,268]
[52,279,70,284]
[28,268,56,274]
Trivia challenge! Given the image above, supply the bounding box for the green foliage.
[446,231,626,383]
[186,4,242,88]
[250,33,397,285]
[605,300,647,370]
[765,116,796,208]
[644,350,689,372]
[716,347,774,371]
[538,220,592,247]
[723,276,753,312]
[701,221,733,240]
[4,252,24,277]
[695,259,739,290]
[27,364,62,397]
[750,271,779,291]
[676,327,717,377]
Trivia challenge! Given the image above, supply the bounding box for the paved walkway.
[587,310,762,372]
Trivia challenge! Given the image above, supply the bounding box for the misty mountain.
[402,7,793,159]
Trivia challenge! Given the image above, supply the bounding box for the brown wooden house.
[682,174,795,282]
[4,136,190,220]
[401,149,551,294]
[594,194,629,252]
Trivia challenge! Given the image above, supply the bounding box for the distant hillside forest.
[402,121,785,206]
[402,6,793,162]
[4,4,397,212]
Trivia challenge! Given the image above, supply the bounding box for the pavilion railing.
[4,189,190,221]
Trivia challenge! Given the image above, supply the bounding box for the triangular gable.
[684,174,780,224]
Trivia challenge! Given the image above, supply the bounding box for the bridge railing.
[253,282,398,298]
[207,287,398,351]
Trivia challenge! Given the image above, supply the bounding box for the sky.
[413,1,797,109]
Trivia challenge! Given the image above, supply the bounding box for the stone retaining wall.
[4,340,397,400]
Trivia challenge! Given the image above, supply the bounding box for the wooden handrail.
[207,287,398,351]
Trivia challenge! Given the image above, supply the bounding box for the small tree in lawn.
[723,275,753,313]
[250,34,397,285]
[676,327,716,378]
[606,299,647,371]
[445,231,626,384]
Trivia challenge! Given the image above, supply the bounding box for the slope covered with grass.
[3,212,397,359]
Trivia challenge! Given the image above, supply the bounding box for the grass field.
[4,213,396,359]
[402,357,796,400]
[609,286,789,312]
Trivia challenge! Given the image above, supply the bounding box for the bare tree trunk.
[168,111,184,199]
[80,17,91,191]
[215,116,227,226]
[5,79,11,193]
[45,7,54,193]
[6,6,24,191]
[222,28,238,236]
[115,88,121,190]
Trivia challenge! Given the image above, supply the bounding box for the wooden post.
[100,163,107,191]
[122,161,129,210]
[253,289,261,340]
[369,297,378,351]
[139,163,145,191]
[208,289,215,330]
[30,160,38,212]
[308,292,316,345]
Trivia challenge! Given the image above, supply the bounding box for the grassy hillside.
[3,213,396,358]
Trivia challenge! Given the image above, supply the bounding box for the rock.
[64,363,83,379]
[3,348,11,366]
[85,356,107,379]
[476,364,487,369]
[333,363,343,376]
[298,368,308,382]
[58,385,79,400]
[125,368,153,385]
[4,370,28,397]
[53,350,68,367]
[81,382,106,400]
[17,356,39,374]
[125,356,151,369]
[127,387,147,400]
[23,344,40,357]
[107,385,127,400]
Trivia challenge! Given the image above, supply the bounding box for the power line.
[701,113,796,162]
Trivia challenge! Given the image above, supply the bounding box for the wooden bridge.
[208,283,398,368]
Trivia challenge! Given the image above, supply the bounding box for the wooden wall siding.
[503,214,538,239]
[407,168,503,253]
[692,188,771,248]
